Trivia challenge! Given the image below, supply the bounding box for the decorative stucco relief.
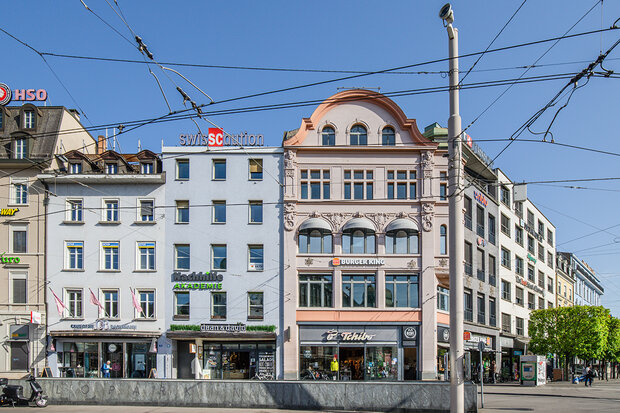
[284,202,296,231]
[421,151,434,170]
[421,202,434,232]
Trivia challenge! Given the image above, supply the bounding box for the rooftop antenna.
[137,139,142,151]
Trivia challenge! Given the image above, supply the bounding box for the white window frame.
[105,163,118,174]
[69,162,82,174]
[9,271,27,304]
[137,198,155,222]
[10,178,28,205]
[211,244,227,271]
[248,158,263,181]
[174,244,190,271]
[249,200,263,224]
[101,288,120,319]
[100,241,120,271]
[248,291,264,320]
[136,289,156,319]
[9,224,27,254]
[211,291,227,320]
[102,199,120,222]
[248,244,264,271]
[212,201,226,224]
[212,159,226,181]
[176,200,189,224]
[66,198,84,222]
[14,138,26,159]
[64,288,83,319]
[136,242,156,271]
[140,162,154,174]
[176,159,189,180]
[65,241,84,270]
[23,110,35,129]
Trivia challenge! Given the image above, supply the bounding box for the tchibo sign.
[179,128,264,147]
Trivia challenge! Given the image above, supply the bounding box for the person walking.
[584,365,593,387]
[490,360,497,384]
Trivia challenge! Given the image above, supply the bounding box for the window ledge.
[133,318,157,322]
[211,222,226,225]
[133,221,156,225]
[248,222,263,225]
[172,315,189,321]
[63,269,85,272]
[7,204,28,207]
[133,270,157,273]
[62,221,85,225]
[62,317,85,321]
[247,318,264,321]
[175,222,190,225]
[97,270,121,273]
[98,221,121,225]
[3,263,29,269]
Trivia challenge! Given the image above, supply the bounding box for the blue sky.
[3,1,620,313]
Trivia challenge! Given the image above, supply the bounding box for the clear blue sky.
[3,1,620,313]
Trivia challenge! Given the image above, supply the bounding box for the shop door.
[10,342,28,371]
[177,341,194,379]
[339,347,364,381]
[223,351,251,379]
[404,347,418,380]
[102,343,123,378]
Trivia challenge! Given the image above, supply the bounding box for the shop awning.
[166,330,276,341]
[342,218,375,232]
[50,331,161,338]
[385,218,419,233]
[299,217,332,232]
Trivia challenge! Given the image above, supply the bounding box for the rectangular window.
[538,271,545,288]
[528,292,535,310]
[538,220,545,237]
[211,292,227,320]
[299,274,333,307]
[14,138,26,159]
[547,229,554,246]
[12,179,28,205]
[69,163,82,174]
[501,280,511,301]
[527,209,535,228]
[500,186,510,206]
[248,292,264,320]
[213,159,226,180]
[501,247,511,269]
[464,242,473,276]
[140,162,153,174]
[538,244,545,261]
[346,169,373,200]
[527,236,535,254]
[476,249,485,281]
[11,226,27,254]
[515,287,524,307]
[138,290,155,319]
[174,291,189,318]
[101,242,120,270]
[102,289,119,318]
[516,317,524,335]
[301,169,330,199]
[502,313,511,334]
[515,226,523,246]
[342,275,376,308]
[176,160,189,180]
[547,252,554,269]
[515,256,524,276]
[477,293,485,325]
[105,163,118,174]
[489,255,497,286]
[476,206,485,237]
[437,285,449,311]
[11,274,27,304]
[500,213,510,236]
[464,289,473,322]
[464,196,472,229]
[176,200,189,223]
[249,159,263,180]
[248,245,264,271]
[547,276,553,293]
[103,200,119,222]
[212,201,226,223]
[137,242,156,270]
[68,199,83,222]
[66,241,84,270]
[66,289,83,318]
[174,244,190,270]
[488,214,496,244]
[489,297,497,327]
[527,264,535,282]
[385,275,419,308]
[249,201,263,224]
[514,201,523,218]
[439,171,447,201]
[212,244,227,271]
[139,199,154,222]
[548,301,554,309]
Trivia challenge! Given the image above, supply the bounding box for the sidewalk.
[480,379,620,412]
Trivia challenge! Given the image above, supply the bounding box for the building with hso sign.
[40,142,165,379]
[160,145,283,379]
[281,89,449,381]
[0,104,94,378]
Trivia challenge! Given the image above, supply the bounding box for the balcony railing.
[464,263,473,276]
[489,274,497,287]
[465,309,473,322]
[477,270,485,282]
[465,215,472,230]
[490,316,497,327]
[477,312,485,325]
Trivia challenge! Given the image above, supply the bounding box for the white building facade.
[558,252,603,307]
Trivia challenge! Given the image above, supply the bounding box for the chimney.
[97,135,107,154]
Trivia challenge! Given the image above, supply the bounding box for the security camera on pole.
[439,3,465,412]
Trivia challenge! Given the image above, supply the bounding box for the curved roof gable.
[283,89,435,147]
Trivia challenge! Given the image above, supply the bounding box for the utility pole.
[439,4,465,412]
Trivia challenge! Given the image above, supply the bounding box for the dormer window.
[140,162,153,174]
[69,163,82,174]
[382,127,395,146]
[23,110,35,129]
[14,138,26,159]
[105,163,118,174]
[322,126,335,146]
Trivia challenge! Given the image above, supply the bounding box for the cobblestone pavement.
[480,379,620,412]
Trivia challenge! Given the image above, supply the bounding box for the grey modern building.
[558,252,604,307]
[160,144,283,380]
[40,146,166,378]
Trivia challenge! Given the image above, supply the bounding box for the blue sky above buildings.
[3,1,620,314]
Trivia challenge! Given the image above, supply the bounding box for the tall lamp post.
[439,4,465,412]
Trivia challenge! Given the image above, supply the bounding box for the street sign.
[478,341,486,352]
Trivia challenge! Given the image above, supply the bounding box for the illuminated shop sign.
[171,271,223,291]
[0,253,21,264]
[325,329,376,342]
[473,191,487,207]
[179,129,264,147]
[332,257,385,266]
[0,83,48,106]
[0,208,19,216]
[70,320,137,330]
[200,324,246,332]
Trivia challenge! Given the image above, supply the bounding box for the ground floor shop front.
[500,335,527,381]
[298,324,419,381]
[48,331,159,378]
[0,315,46,378]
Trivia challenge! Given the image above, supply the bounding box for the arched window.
[322,126,335,146]
[350,125,367,146]
[440,225,447,255]
[385,219,420,254]
[382,126,395,146]
[298,218,332,253]
[342,218,375,254]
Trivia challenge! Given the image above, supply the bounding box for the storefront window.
[299,346,337,380]
[365,346,398,380]
[61,342,98,377]
[127,343,156,378]
[102,342,123,378]
[203,343,275,380]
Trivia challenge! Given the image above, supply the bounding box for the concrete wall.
[32,378,477,412]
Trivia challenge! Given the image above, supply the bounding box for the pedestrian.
[584,365,593,387]
[101,360,111,378]
[490,360,497,384]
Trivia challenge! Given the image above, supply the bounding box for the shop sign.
[477,237,487,247]
[10,325,29,340]
[527,253,537,264]
[172,271,223,291]
[332,257,385,266]
[463,331,471,340]
[0,83,48,106]
[473,191,488,207]
[402,326,417,340]
[516,275,544,295]
[30,311,42,325]
[0,253,20,264]
[1,208,19,216]
[200,324,246,332]
[325,329,376,342]
[437,327,450,343]
[466,333,492,347]
[69,320,137,330]
[179,129,264,147]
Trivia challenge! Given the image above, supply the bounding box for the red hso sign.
[208,128,224,146]
[13,89,47,101]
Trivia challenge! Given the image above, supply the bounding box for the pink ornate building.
[281,89,449,380]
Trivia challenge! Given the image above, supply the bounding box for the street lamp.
[439,3,465,413]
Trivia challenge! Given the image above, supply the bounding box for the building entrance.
[223,350,251,379]
[339,347,364,380]
[404,347,418,380]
